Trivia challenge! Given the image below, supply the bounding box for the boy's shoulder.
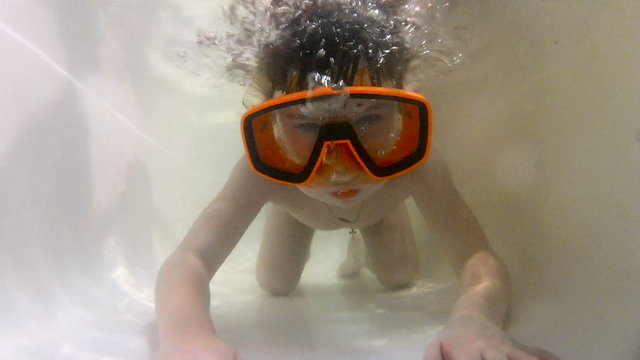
[224,156,301,199]
[221,154,448,228]
[402,148,449,185]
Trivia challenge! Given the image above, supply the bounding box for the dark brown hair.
[257,1,411,95]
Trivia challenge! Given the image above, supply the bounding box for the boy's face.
[276,98,402,207]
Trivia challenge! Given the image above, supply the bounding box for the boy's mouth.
[330,188,360,199]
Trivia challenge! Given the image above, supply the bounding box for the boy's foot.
[337,229,367,277]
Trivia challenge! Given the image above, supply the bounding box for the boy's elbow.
[460,250,511,289]
[157,249,213,285]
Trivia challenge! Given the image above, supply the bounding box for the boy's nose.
[316,143,364,184]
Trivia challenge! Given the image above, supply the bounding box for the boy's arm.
[411,151,516,358]
[155,158,270,353]
[414,151,510,324]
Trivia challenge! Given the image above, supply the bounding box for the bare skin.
[154,148,557,360]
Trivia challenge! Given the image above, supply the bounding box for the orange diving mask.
[241,86,432,186]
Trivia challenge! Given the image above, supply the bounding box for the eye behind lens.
[354,114,382,128]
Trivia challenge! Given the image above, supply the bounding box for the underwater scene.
[0,1,638,359]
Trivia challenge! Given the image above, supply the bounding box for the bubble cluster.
[202,0,464,88]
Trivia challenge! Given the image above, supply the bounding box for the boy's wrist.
[158,320,217,345]
[449,290,508,327]
[449,311,497,329]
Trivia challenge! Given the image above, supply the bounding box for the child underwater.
[155,1,559,359]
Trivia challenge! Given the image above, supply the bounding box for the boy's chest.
[268,179,413,230]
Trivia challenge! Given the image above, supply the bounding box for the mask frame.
[241,86,432,185]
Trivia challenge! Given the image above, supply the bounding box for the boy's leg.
[359,202,419,290]
[256,204,314,295]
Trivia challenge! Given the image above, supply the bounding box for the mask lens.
[350,99,421,168]
[253,95,346,174]
[250,110,311,175]
[272,106,320,166]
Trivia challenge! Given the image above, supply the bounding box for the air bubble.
[192,0,465,87]
[196,31,218,47]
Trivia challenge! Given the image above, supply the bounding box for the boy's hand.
[154,335,240,360]
[423,316,560,360]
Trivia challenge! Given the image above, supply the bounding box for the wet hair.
[257,1,411,95]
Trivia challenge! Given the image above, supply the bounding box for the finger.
[422,342,444,360]
[514,343,562,360]
[504,349,541,360]
[480,354,510,360]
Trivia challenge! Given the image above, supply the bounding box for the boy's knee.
[256,271,299,296]
[374,266,418,290]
